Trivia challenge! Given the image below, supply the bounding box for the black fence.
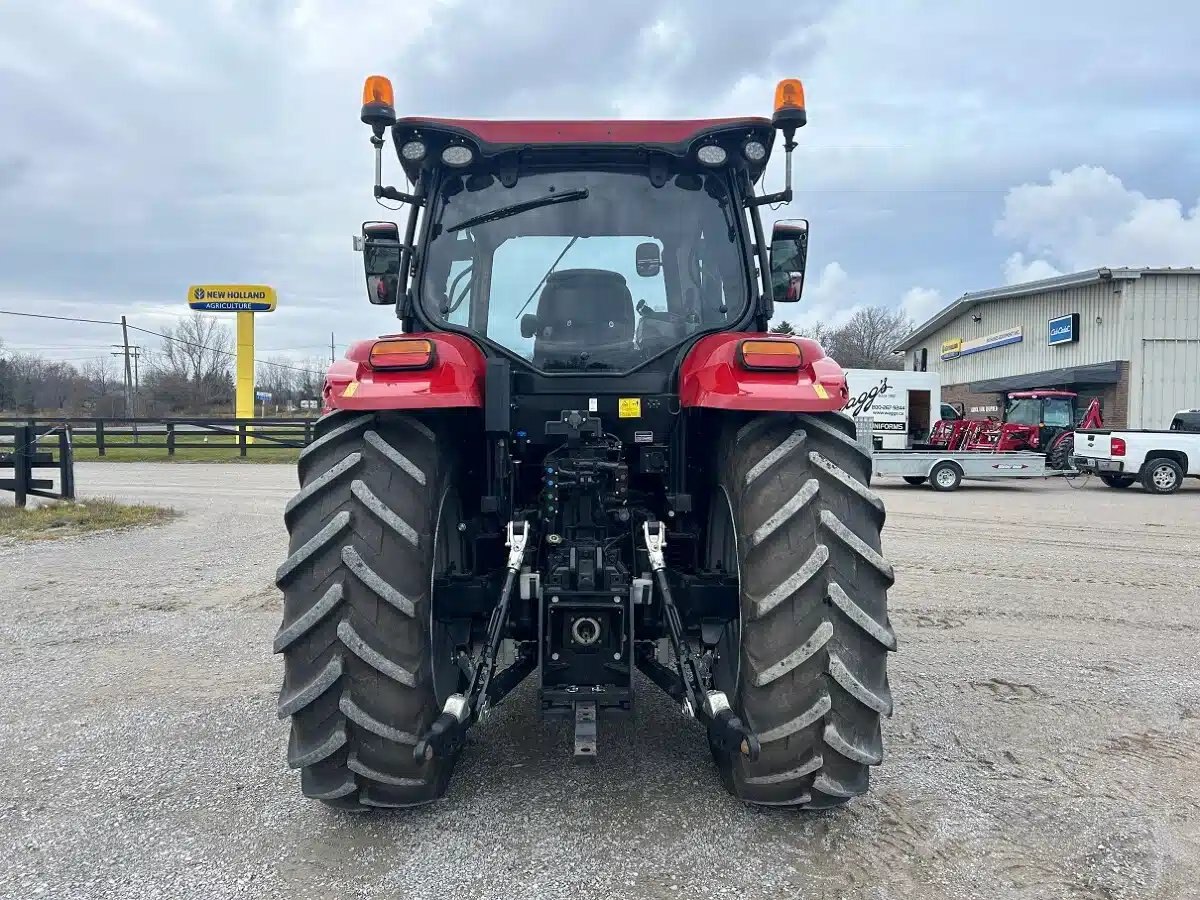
[0,417,316,458]
[1,424,75,508]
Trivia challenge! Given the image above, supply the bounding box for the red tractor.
[929,389,1102,467]
[275,75,895,811]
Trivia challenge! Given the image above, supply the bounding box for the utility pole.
[131,347,141,417]
[119,316,134,419]
[330,332,335,365]
[112,339,142,442]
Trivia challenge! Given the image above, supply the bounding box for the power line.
[0,309,119,326]
[0,308,326,377]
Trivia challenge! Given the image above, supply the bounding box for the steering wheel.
[636,298,684,324]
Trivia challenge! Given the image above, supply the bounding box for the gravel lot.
[2,463,1198,900]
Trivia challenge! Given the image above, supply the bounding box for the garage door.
[1139,339,1200,428]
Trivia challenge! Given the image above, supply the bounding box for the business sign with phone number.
[844,375,907,433]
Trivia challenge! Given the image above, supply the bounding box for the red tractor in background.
[275,76,895,812]
[927,389,1102,468]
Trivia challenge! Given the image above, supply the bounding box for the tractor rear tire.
[1100,474,1135,489]
[710,412,896,808]
[274,410,463,810]
[1047,432,1074,470]
[903,476,927,486]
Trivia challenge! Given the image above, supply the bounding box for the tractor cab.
[999,390,1078,452]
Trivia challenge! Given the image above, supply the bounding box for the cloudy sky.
[2,0,1199,370]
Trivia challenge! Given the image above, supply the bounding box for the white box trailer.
[843,370,943,450]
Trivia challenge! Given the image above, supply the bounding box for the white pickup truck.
[1073,426,1200,494]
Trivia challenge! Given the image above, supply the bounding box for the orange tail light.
[738,339,803,370]
[369,338,434,370]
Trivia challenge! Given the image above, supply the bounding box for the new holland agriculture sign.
[940,326,1023,360]
[188,284,277,312]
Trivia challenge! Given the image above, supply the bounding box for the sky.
[2,0,1199,370]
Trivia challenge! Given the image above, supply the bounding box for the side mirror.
[769,219,808,302]
[635,242,662,277]
[360,221,401,306]
[520,314,540,339]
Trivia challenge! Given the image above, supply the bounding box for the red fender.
[678,333,849,413]
[323,332,486,412]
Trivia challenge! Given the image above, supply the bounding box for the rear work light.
[1111,436,1126,457]
[738,339,803,370]
[369,338,435,369]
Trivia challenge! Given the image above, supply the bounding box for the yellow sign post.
[187,284,277,421]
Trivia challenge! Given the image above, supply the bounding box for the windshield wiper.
[447,189,589,234]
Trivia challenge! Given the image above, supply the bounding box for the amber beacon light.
[772,78,807,130]
[361,75,397,134]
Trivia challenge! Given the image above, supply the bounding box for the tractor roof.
[392,116,775,180]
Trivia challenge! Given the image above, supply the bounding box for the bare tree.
[148,314,234,410]
[793,320,843,360]
[257,356,300,408]
[81,356,119,396]
[825,307,909,370]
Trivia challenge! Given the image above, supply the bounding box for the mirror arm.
[744,135,796,208]
[375,185,423,206]
[745,189,791,208]
[371,134,424,206]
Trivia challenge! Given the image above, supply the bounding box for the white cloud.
[1002,252,1062,285]
[996,165,1200,277]
[899,287,944,326]
[772,262,943,335]
[797,262,852,322]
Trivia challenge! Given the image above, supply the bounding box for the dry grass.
[0,498,176,541]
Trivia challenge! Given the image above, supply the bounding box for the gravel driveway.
[2,464,1198,900]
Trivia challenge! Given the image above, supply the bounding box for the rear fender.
[323,332,486,412]
[678,333,848,413]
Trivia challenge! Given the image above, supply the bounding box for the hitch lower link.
[642,521,761,761]
[414,520,532,763]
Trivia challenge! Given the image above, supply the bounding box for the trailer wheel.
[929,461,962,492]
[1100,474,1135,489]
[709,412,895,808]
[1141,457,1184,494]
[902,476,927,486]
[275,410,465,810]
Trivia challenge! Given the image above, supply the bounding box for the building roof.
[894,267,1200,352]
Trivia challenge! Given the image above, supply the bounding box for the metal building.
[894,268,1200,429]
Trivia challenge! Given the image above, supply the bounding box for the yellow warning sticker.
[813,383,829,399]
[343,381,359,397]
[618,397,641,418]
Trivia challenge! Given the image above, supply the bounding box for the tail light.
[738,339,803,370]
[369,338,435,370]
[1111,436,1126,457]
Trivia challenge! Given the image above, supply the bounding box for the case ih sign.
[1049,313,1080,346]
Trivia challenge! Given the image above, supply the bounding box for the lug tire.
[902,476,927,486]
[275,410,462,809]
[1047,432,1073,470]
[1099,474,1135,489]
[1141,457,1184,495]
[711,412,896,808]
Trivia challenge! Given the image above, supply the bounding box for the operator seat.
[527,269,635,367]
